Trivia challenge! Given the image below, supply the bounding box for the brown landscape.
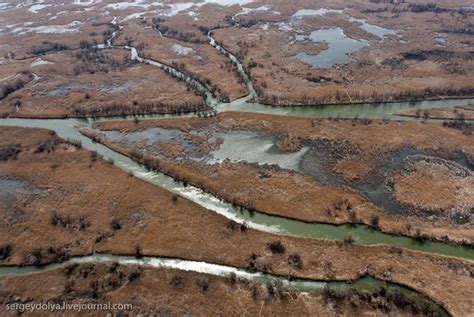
[0,0,473,316]
[1,263,453,317]
[87,112,474,244]
[0,126,473,316]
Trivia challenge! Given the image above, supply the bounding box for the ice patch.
[74,0,100,6]
[172,43,194,56]
[292,8,343,18]
[202,0,255,5]
[28,4,48,13]
[0,3,11,10]
[28,21,83,34]
[235,5,280,16]
[106,0,161,10]
[349,17,397,39]
[123,12,146,21]
[277,22,293,32]
[161,0,256,16]
[30,58,54,67]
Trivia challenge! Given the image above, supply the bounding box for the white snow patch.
[0,3,12,10]
[27,21,83,34]
[106,0,161,10]
[292,8,343,18]
[74,0,100,6]
[28,4,49,13]
[30,58,54,67]
[172,43,194,55]
[235,5,279,17]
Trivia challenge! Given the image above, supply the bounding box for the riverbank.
[0,262,447,316]
[395,104,474,120]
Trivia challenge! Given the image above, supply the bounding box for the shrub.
[107,262,120,273]
[128,266,142,282]
[370,215,380,228]
[66,138,82,148]
[0,244,12,260]
[0,143,21,161]
[63,263,79,276]
[0,79,25,100]
[29,42,68,55]
[250,284,260,300]
[227,272,237,286]
[110,218,122,230]
[245,253,260,272]
[196,277,210,292]
[343,233,355,245]
[35,138,60,153]
[170,275,184,289]
[288,254,303,269]
[267,241,286,254]
[134,243,143,259]
[227,220,238,231]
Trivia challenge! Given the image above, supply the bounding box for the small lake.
[295,28,368,68]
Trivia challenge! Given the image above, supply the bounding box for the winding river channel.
[0,253,449,315]
[0,18,472,305]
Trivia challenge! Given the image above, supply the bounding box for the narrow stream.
[0,253,449,316]
[0,117,472,260]
[0,253,388,292]
[224,97,474,119]
[208,32,257,100]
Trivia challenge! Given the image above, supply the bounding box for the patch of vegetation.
[29,42,69,55]
[170,275,184,289]
[1,79,26,100]
[343,233,355,245]
[370,215,380,229]
[0,244,12,260]
[321,286,447,316]
[287,253,303,269]
[152,17,206,44]
[72,49,135,75]
[267,241,286,254]
[196,277,210,292]
[65,138,82,148]
[0,143,21,161]
[110,218,122,230]
[50,212,90,231]
[73,101,206,118]
[443,114,473,135]
[245,253,260,273]
[133,243,143,259]
[35,137,61,153]
[24,246,69,265]
[409,3,444,13]
[127,266,143,282]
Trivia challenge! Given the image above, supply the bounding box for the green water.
[223,97,474,119]
[0,253,448,316]
[0,114,472,260]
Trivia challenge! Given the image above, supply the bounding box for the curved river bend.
[0,17,472,310]
[0,253,450,316]
[0,114,472,260]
